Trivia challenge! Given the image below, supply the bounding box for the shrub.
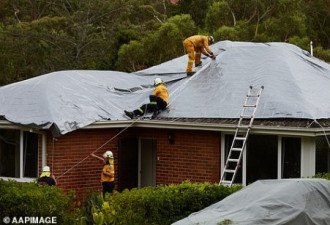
[88,181,242,225]
[313,173,330,180]
[0,179,75,224]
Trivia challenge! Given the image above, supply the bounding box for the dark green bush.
[88,181,242,225]
[313,173,330,180]
[0,179,75,224]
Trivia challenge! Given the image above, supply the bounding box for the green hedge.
[0,179,75,224]
[89,181,242,225]
[313,173,330,180]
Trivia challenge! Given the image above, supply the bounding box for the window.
[0,129,39,179]
[0,130,20,178]
[223,134,305,184]
[23,132,39,178]
[246,135,277,184]
[315,136,330,174]
[282,137,301,178]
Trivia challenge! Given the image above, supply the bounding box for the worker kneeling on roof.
[183,35,216,76]
[124,78,168,119]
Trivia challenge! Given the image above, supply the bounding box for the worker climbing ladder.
[219,86,264,186]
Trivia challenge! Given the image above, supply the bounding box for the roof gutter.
[0,119,328,137]
[84,120,330,137]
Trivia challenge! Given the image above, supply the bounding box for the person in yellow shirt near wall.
[124,78,169,119]
[37,166,57,186]
[91,151,115,198]
[183,35,216,76]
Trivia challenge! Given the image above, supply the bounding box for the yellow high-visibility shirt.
[101,164,114,183]
[152,84,169,104]
[185,35,213,55]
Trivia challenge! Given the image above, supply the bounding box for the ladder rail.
[219,86,264,186]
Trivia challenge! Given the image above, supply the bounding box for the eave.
[84,119,330,137]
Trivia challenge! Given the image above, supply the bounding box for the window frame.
[0,129,46,182]
[221,132,313,185]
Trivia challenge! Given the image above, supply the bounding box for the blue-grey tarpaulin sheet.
[0,41,329,135]
[172,179,330,225]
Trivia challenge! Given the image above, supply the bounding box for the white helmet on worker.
[103,150,114,158]
[42,166,50,172]
[154,78,164,86]
[209,36,214,44]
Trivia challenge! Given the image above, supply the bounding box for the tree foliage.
[0,0,329,85]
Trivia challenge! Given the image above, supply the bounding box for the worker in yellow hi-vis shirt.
[91,151,115,198]
[183,35,216,76]
[124,78,169,119]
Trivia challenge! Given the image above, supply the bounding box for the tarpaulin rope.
[308,119,330,150]
[57,118,139,179]
[167,62,211,108]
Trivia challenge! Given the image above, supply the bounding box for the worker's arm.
[103,166,114,177]
[201,48,209,56]
[152,86,161,97]
[203,38,213,55]
[90,153,106,164]
[201,48,216,59]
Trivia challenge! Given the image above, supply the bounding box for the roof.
[0,41,329,136]
[173,179,330,225]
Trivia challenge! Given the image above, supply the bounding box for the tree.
[117,14,197,72]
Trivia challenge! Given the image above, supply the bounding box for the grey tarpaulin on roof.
[0,70,185,136]
[0,41,329,136]
[172,179,330,225]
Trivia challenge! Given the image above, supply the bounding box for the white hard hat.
[42,166,50,172]
[209,36,214,44]
[103,150,113,158]
[154,78,163,86]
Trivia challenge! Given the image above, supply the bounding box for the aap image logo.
[3,217,11,224]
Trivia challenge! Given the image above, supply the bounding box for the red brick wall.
[46,129,120,201]
[45,127,221,201]
[137,128,221,184]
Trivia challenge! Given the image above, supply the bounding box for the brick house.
[0,41,329,200]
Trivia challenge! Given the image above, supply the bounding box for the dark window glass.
[0,130,20,178]
[246,135,277,184]
[23,132,39,178]
[282,137,301,178]
[315,136,330,173]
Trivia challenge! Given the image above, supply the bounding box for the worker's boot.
[124,110,135,119]
[151,110,161,119]
[187,72,195,76]
[195,62,202,67]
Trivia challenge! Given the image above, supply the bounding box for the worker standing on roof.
[124,78,168,119]
[91,151,115,198]
[37,166,57,186]
[183,35,216,76]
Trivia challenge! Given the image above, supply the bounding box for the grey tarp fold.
[172,179,330,225]
[0,41,329,135]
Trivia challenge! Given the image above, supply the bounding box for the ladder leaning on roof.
[219,86,264,186]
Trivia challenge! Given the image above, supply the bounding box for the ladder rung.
[243,104,256,107]
[224,169,235,173]
[246,94,259,97]
[220,180,232,185]
[237,125,250,129]
[240,115,253,119]
[227,158,239,162]
[231,147,243,151]
[235,137,246,141]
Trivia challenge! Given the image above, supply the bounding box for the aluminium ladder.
[219,86,264,186]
